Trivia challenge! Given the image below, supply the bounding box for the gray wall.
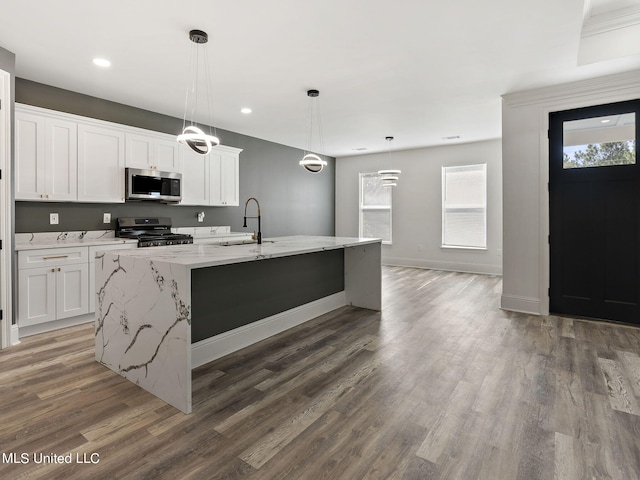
[15,79,335,236]
[336,139,502,275]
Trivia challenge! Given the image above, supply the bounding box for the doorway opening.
[0,68,12,348]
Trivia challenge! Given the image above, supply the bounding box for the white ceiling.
[2,0,640,157]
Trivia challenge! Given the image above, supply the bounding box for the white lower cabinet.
[17,243,135,332]
[56,263,89,319]
[18,266,56,326]
[18,247,89,328]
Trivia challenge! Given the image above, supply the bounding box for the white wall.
[501,69,640,315]
[336,139,502,275]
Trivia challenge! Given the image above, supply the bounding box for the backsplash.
[15,227,234,246]
[15,230,116,245]
[173,226,231,237]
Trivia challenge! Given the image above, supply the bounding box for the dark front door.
[549,100,640,324]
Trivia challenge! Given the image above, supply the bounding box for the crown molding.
[582,5,640,37]
[502,69,640,108]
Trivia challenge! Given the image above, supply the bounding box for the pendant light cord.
[305,92,325,157]
[203,41,217,139]
[181,33,216,138]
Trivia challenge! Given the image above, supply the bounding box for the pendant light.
[379,136,401,187]
[176,29,220,155]
[300,89,328,174]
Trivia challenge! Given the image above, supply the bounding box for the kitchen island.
[95,235,381,413]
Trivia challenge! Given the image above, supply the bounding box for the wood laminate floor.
[2,267,640,479]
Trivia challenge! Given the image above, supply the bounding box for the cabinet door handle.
[42,255,69,260]
[58,267,61,272]
[51,268,55,272]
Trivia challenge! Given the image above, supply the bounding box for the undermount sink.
[218,239,275,246]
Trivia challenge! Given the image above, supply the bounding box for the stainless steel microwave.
[125,168,182,203]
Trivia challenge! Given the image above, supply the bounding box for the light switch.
[103,213,111,223]
[50,213,59,225]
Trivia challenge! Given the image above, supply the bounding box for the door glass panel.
[563,113,636,168]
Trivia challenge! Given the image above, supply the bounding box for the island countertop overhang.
[105,235,382,269]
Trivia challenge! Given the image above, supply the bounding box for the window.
[563,112,636,169]
[442,164,487,249]
[359,173,392,244]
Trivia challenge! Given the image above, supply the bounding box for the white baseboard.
[10,324,20,346]
[383,256,502,276]
[18,313,94,338]
[192,292,346,368]
[500,294,541,315]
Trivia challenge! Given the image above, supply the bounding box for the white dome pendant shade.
[177,29,220,155]
[300,89,328,174]
[379,137,401,187]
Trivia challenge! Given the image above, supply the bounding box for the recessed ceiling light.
[240,107,252,114]
[93,58,111,68]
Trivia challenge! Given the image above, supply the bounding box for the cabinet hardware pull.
[51,268,55,272]
[58,267,61,272]
[42,255,69,260]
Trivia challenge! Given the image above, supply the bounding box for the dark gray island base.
[192,249,344,342]
[96,236,381,413]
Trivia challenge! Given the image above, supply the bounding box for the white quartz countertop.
[15,231,138,251]
[106,235,381,269]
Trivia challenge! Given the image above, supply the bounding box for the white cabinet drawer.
[18,247,88,269]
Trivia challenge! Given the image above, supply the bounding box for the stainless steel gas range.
[116,217,194,247]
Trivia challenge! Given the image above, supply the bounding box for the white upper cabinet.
[125,132,180,172]
[15,109,78,201]
[14,104,240,206]
[210,148,240,206]
[77,124,125,203]
[180,145,210,205]
[180,144,242,206]
[15,111,45,200]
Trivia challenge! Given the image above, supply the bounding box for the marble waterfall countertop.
[96,234,382,413]
[15,230,138,251]
[106,235,382,269]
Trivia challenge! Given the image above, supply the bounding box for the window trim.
[441,163,487,250]
[359,172,393,245]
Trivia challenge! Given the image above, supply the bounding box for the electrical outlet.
[50,213,59,225]
[103,213,111,224]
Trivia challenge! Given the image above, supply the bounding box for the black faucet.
[243,197,262,244]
